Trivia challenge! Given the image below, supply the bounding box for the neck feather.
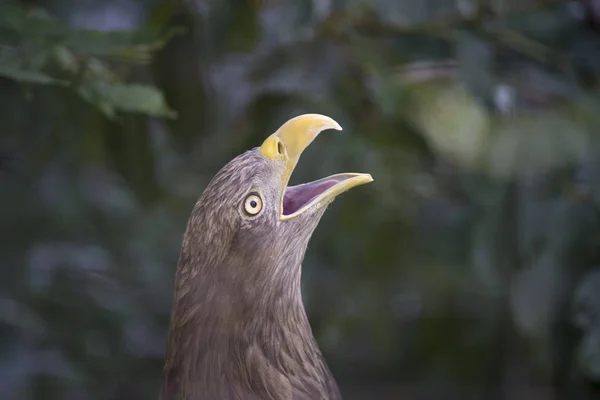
[161,248,341,400]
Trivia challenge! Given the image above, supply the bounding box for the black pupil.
[250,200,257,208]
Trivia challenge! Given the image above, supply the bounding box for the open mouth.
[280,173,372,219]
[257,113,373,220]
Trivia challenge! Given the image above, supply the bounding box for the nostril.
[277,141,284,156]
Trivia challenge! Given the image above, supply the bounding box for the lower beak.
[259,114,373,220]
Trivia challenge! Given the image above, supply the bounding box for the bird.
[160,114,373,400]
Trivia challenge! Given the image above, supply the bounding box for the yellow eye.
[243,193,263,216]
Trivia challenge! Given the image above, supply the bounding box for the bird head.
[177,113,372,309]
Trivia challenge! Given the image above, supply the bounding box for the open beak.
[259,113,373,221]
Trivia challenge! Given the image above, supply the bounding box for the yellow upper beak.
[259,114,373,220]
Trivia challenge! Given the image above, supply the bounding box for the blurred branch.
[487,28,580,81]
[322,2,583,84]
[394,60,458,85]
[320,8,477,38]
[319,0,551,38]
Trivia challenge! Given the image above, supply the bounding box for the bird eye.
[243,193,263,216]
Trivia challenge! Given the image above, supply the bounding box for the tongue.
[282,179,339,216]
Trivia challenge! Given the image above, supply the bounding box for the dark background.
[2,0,600,399]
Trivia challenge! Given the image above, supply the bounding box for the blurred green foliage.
[3,0,600,399]
[0,0,177,118]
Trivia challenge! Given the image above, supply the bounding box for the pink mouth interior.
[282,176,349,216]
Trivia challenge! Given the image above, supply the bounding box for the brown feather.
[161,149,342,400]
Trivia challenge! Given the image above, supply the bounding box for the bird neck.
[161,252,340,400]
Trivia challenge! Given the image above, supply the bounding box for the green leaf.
[0,2,181,63]
[0,65,67,85]
[78,82,176,119]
